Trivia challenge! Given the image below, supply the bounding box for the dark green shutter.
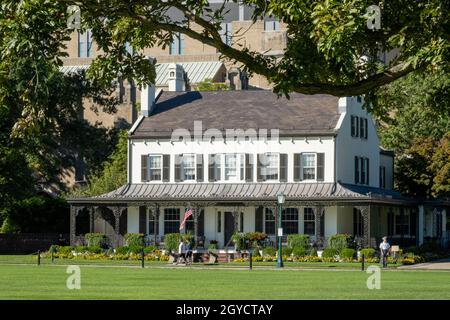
[175,154,182,182]
[354,156,359,184]
[163,154,170,182]
[257,154,265,182]
[359,117,364,138]
[317,153,325,181]
[198,210,205,237]
[141,155,148,182]
[350,115,355,137]
[208,154,215,182]
[139,206,147,234]
[366,158,370,185]
[196,154,204,182]
[364,118,368,139]
[293,153,301,181]
[255,206,263,232]
[280,153,288,182]
[245,154,253,182]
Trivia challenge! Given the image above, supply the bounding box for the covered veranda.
[68,182,421,250]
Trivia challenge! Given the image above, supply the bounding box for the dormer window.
[149,155,162,181]
[301,153,316,180]
[182,154,196,181]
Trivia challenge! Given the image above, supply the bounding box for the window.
[262,153,279,180]
[148,155,162,181]
[264,20,280,31]
[351,115,368,139]
[219,23,232,46]
[351,115,359,137]
[395,211,409,235]
[282,208,299,234]
[164,208,180,234]
[355,156,369,185]
[169,33,185,55]
[182,154,196,181]
[301,153,316,180]
[78,30,93,57]
[379,166,386,189]
[303,208,315,235]
[264,208,275,235]
[225,154,238,181]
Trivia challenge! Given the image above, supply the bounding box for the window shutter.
[359,117,364,138]
[163,155,170,182]
[139,206,147,234]
[198,210,205,237]
[255,206,263,232]
[279,153,288,182]
[293,153,301,181]
[355,116,359,137]
[364,118,368,139]
[141,155,148,182]
[208,154,215,182]
[351,116,355,137]
[245,154,253,182]
[366,158,370,185]
[317,153,325,181]
[175,154,182,182]
[354,156,359,184]
[196,154,204,182]
[257,154,265,182]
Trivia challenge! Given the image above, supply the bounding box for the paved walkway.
[398,258,450,270]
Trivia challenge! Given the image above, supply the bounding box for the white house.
[68,64,449,250]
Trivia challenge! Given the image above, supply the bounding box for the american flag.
[179,208,193,231]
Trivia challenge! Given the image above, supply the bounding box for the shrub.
[85,233,108,248]
[75,246,89,253]
[360,248,376,258]
[232,233,247,251]
[252,248,261,257]
[208,242,218,250]
[262,247,276,256]
[164,233,181,253]
[144,245,157,254]
[322,248,339,258]
[87,246,102,254]
[49,245,59,253]
[328,234,353,252]
[287,234,310,250]
[282,246,293,256]
[246,232,268,244]
[128,245,144,254]
[340,248,356,261]
[59,246,74,255]
[124,233,144,247]
[115,246,129,254]
[0,217,20,233]
[292,246,307,257]
[309,247,318,257]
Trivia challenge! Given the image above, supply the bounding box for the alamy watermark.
[366,265,381,290]
[66,265,81,290]
[366,5,381,30]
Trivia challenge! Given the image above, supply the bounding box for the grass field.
[0,256,449,299]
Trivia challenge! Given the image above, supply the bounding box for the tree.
[70,130,128,197]
[54,0,449,98]
[375,70,450,199]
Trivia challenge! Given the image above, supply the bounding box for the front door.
[224,212,235,247]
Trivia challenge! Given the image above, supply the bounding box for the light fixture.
[277,193,285,205]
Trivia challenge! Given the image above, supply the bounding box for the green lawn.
[0,258,449,299]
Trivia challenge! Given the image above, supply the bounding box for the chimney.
[168,63,185,91]
[338,96,363,114]
[140,56,157,116]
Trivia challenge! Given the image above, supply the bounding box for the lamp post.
[277,193,285,268]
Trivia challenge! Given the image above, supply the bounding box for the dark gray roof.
[131,91,341,138]
[68,182,413,205]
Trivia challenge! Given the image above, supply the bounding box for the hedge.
[85,233,108,248]
[287,234,310,250]
[124,233,144,247]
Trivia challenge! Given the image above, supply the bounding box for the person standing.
[176,239,186,265]
[379,236,391,268]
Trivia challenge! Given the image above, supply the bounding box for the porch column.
[356,205,371,248]
[69,206,80,246]
[109,205,126,247]
[88,207,95,233]
[418,205,424,245]
[192,205,203,249]
[313,206,325,246]
[149,204,160,246]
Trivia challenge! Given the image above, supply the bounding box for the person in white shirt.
[176,239,186,265]
[379,236,391,268]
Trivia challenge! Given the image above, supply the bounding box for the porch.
[68,182,432,250]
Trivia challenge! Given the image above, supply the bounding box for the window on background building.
[78,30,93,57]
[164,208,180,234]
[169,33,185,55]
[282,208,299,234]
[351,115,368,138]
[379,166,386,189]
[301,153,316,180]
[395,211,410,235]
[303,208,315,235]
[264,20,280,31]
[219,23,232,46]
[182,154,196,181]
[263,153,279,180]
[355,156,369,185]
[264,208,275,235]
[148,155,162,181]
